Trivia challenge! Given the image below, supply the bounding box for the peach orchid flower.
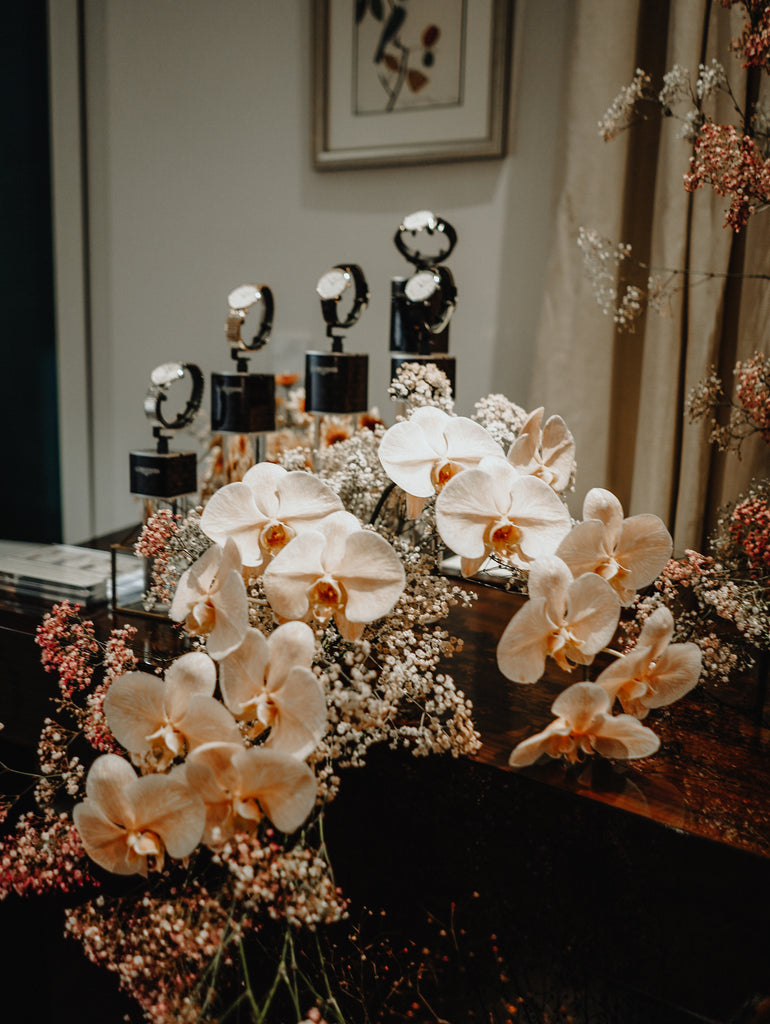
[556,488,673,606]
[262,511,406,642]
[506,406,576,493]
[496,555,620,684]
[104,650,242,770]
[200,462,343,573]
[378,406,503,518]
[435,455,571,577]
[184,741,317,846]
[509,681,660,767]
[595,605,702,718]
[169,538,250,659]
[218,622,327,759]
[73,753,205,875]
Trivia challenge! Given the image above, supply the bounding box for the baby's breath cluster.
[136,507,210,609]
[0,810,93,900]
[387,361,454,414]
[471,393,528,450]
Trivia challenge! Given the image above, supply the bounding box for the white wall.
[50,0,573,541]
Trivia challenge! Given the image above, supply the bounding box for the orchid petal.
[507,407,542,468]
[435,469,502,558]
[200,483,265,564]
[266,621,316,689]
[506,477,571,558]
[508,720,569,767]
[551,681,611,732]
[337,530,406,622]
[206,569,250,660]
[592,714,660,759]
[265,666,327,759]
[583,488,624,545]
[496,599,552,683]
[378,418,447,497]
[83,752,139,821]
[643,643,702,709]
[177,696,242,751]
[526,555,572,624]
[540,414,576,490]
[219,628,270,715]
[232,747,317,833]
[616,514,673,590]
[556,520,611,578]
[460,554,488,577]
[263,531,327,620]
[563,573,620,660]
[636,606,675,658]
[241,462,290,517]
[273,471,344,524]
[595,649,651,702]
[317,511,361,571]
[103,674,168,758]
[138,773,205,859]
[443,415,504,464]
[73,802,146,876]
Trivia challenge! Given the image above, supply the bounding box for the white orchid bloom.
[169,538,249,659]
[200,462,343,573]
[104,650,241,770]
[435,455,572,577]
[556,488,672,606]
[509,681,660,767]
[378,406,503,518]
[506,406,576,493]
[218,623,327,759]
[262,511,406,642]
[596,606,702,718]
[73,753,205,875]
[184,741,317,846]
[496,555,620,684]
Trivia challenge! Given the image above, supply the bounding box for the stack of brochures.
[0,540,145,608]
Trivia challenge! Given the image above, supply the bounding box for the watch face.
[402,209,437,232]
[316,268,349,301]
[228,284,260,310]
[405,270,438,302]
[150,362,184,387]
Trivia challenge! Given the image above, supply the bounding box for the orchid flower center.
[485,519,522,559]
[260,520,294,558]
[146,721,186,760]
[256,692,277,728]
[308,576,344,624]
[189,598,216,635]
[431,459,463,491]
[127,829,164,870]
[233,795,263,825]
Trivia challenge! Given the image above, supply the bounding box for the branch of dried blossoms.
[687,352,770,455]
[136,507,211,609]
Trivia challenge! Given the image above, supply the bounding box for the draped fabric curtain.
[531,0,770,553]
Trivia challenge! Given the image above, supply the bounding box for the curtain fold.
[531,0,769,553]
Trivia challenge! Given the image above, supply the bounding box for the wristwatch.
[403,265,457,333]
[316,264,369,332]
[394,210,457,268]
[225,283,274,350]
[143,362,205,431]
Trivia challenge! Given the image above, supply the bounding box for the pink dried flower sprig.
[730,494,770,580]
[36,601,100,697]
[723,0,770,70]
[0,810,95,900]
[687,353,770,456]
[684,122,770,230]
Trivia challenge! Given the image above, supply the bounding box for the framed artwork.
[313,0,513,170]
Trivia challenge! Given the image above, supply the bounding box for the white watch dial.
[316,268,349,301]
[402,209,437,232]
[150,362,184,387]
[228,284,260,310]
[405,270,438,302]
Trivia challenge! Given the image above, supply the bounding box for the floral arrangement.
[0,359,719,1022]
[583,0,770,330]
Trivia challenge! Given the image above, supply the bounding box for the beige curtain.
[532,0,770,553]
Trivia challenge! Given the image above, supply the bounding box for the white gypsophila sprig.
[387,361,455,414]
[314,425,392,525]
[472,394,529,451]
[658,64,691,108]
[598,68,652,140]
[696,59,727,100]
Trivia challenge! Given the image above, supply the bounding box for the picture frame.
[312,0,513,170]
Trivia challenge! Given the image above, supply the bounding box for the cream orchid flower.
[73,753,205,875]
[104,650,242,770]
[556,488,673,606]
[509,681,660,767]
[378,405,503,518]
[218,623,327,759]
[184,741,317,846]
[262,511,406,642]
[506,406,576,493]
[596,606,702,718]
[435,455,572,577]
[496,555,620,684]
[200,462,344,573]
[169,538,249,659]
